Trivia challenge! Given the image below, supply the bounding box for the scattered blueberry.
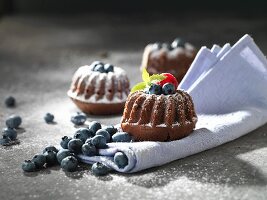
[103,125,117,136]
[32,154,46,168]
[114,152,128,169]
[57,149,73,164]
[162,83,175,95]
[149,84,162,95]
[88,121,102,134]
[42,145,59,154]
[82,143,97,156]
[162,42,173,50]
[5,96,16,107]
[22,160,36,172]
[74,128,94,142]
[104,63,114,73]
[94,64,106,73]
[44,150,58,166]
[91,162,111,176]
[71,112,86,126]
[44,113,54,123]
[2,127,17,140]
[171,37,185,48]
[96,129,110,142]
[61,156,78,172]
[112,132,132,142]
[60,136,72,149]
[68,138,83,153]
[0,135,11,145]
[91,135,107,148]
[6,115,22,129]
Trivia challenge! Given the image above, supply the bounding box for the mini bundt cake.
[68,61,130,115]
[140,38,197,83]
[121,70,197,141]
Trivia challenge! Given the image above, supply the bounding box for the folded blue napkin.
[78,34,267,173]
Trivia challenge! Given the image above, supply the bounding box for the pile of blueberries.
[22,118,132,176]
[89,61,114,73]
[153,37,186,50]
[146,83,176,95]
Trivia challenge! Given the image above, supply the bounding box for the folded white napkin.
[78,34,267,173]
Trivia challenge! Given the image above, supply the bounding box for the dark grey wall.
[1,0,267,16]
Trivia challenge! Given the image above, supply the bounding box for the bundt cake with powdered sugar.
[68,61,130,115]
[121,70,197,141]
[140,38,197,83]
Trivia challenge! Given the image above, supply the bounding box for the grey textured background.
[0,14,267,200]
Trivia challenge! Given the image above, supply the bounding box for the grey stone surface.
[0,14,267,200]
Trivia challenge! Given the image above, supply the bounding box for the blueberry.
[104,64,114,73]
[162,83,175,95]
[95,129,110,142]
[153,42,162,49]
[74,128,94,142]
[91,61,103,71]
[44,150,58,166]
[44,113,54,123]
[88,121,102,134]
[22,160,36,172]
[149,84,162,95]
[112,132,132,142]
[91,135,107,148]
[71,112,86,126]
[85,137,93,144]
[42,145,59,154]
[103,125,117,136]
[2,127,17,140]
[114,152,128,169]
[5,96,16,107]
[91,162,111,176]
[32,154,46,168]
[6,115,22,129]
[68,138,83,153]
[94,64,106,73]
[60,136,72,149]
[57,149,73,164]
[162,42,173,50]
[81,143,97,156]
[61,156,78,172]
[171,37,185,48]
[0,135,11,146]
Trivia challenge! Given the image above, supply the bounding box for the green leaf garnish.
[130,69,166,93]
[131,82,147,93]
[149,74,165,82]
[142,68,150,82]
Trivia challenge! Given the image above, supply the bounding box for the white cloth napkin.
[78,34,267,173]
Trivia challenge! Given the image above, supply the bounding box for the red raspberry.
[158,73,178,89]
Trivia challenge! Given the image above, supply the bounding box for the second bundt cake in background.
[121,70,197,141]
[140,38,197,83]
[68,61,130,115]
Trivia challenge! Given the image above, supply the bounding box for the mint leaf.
[142,68,150,82]
[149,74,166,82]
[131,82,147,93]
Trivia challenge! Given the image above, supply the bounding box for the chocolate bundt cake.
[121,70,197,141]
[141,38,197,83]
[68,61,130,115]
